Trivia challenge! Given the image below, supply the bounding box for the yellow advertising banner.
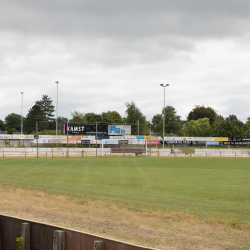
[214,137,228,141]
[144,136,152,141]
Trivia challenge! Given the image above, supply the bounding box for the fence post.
[53,230,65,250]
[94,240,104,250]
[22,223,30,250]
[2,151,4,158]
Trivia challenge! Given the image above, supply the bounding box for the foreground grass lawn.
[0,157,250,228]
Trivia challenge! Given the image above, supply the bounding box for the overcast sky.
[1,0,250,123]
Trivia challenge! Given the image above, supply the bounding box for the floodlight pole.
[55,81,59,135]
[160,84,169,149]
[21,92,24,134]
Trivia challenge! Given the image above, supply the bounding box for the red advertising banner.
[146,140,161,145]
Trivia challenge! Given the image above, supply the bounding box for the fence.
[0,213,155,250]
[0,148,250,158]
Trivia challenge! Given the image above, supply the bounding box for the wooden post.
[25,151,26,158]
[94,240,104,250]
[53,230,65,250]
[21,223,30,250]
[46,152,47,158]
[3,151,4,158]
[52,147,53,158]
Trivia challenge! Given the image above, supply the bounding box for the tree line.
[1,95,250,137]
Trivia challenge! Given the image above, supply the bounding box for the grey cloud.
[2,0,250,39]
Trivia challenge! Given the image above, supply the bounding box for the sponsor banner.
[52,135,67,140]
[163,140,192,145]
[109,136,124,140]
[223,141,250,145]
[97,136,109,139]
[228,138,242,142]
[164,137,186,141]
[90,140,102,144]
[118,140,128,145]
[12,135,26,139]
[192,137,214,141]
[81,140,90,144]
[214,137,228,141]
[152,137,161,140]
[76,140,81,144]
[108,125,131,135]
[103,139,119,145]
[39,135,53,139]
[27,135,34,139]
[48,139,63,143]
[144,136,152,141]
[68,135,81,141]
[0,135,13,139]
[242,138,250,141]
[63,124,108,135]
[146,140,161,145]
[206,141,219,145]
[124,136,137,140]
[128,139,145,145]
[81,136,95,140]
[136,136,144,139]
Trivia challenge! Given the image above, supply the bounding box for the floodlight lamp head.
[160,84,163,86]
[55,81,59,83]
[21,92,23,94]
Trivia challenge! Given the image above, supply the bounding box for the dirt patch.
[0,187,249,250]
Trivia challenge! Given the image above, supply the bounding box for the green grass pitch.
[1,157,250,227]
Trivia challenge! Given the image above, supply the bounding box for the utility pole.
[160,84,170,149]
[21,92,24,134]
[55,81,59,135]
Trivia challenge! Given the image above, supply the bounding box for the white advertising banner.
[128,139,145,145]
[108,125,131,135]
[90,140,102,144]
[39,135,53,139]
[0,135,13,139]
[109,136,124,140]
[102,139,119,145]
[124,136,137,140]
[81,136,95,140]
[52,135,67,140]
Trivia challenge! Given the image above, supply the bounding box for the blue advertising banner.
[206,141,219,145]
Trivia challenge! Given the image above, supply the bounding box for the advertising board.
[214,137,228,141]
[108,125,131,135]
[103,139,119,145]
[128,140,145,145]
[146,140,161,145]
[62,124,108,135]
[81,136,95,140]
[39,135,53,139]
[109,136,124,140]
[0,135,12,139]
[206,141,219,145]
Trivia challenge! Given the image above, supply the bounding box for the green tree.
[0,119,5,131]
[69,111,86,123]
[151,106,181,135]
[101,111,123,124]
[125,101,147,135]
[24,104,45,134]
[84,113,102,123]
[5,113,21,132]
[24,95,55,133]
[36,95,55,127]
[226,114,238,121]
[244,117,250,138]
[182,118,212,136]
[187,105,217,125]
